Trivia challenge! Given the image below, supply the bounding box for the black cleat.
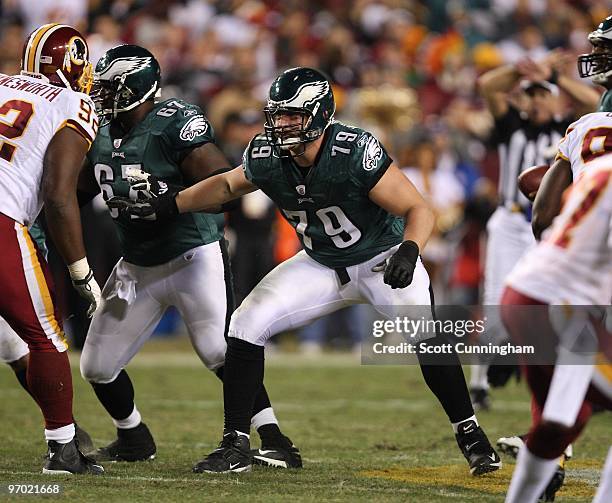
[540,461,565,502]
[90,423,156,462]
[193,430,252,474]
[74,423,95,456]
[456,420,502,476]
[251,435,302,468]
[43,438,104,475]
[469,387,491,412]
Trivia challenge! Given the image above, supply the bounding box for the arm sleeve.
[241,138,257,183]
[58,92,99,147]
[355,133,393,192]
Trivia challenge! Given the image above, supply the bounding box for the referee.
[469,54,600,410]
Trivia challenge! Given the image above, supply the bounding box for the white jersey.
[507,155,612,304]
[0,73,97,227]
[557,112,612,181]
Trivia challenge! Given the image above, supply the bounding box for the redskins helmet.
[578,16,612,85]
[264,67,335,151]
[21,23,93,94]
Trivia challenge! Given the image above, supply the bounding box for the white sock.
[251,407,278,431]
[45,423,75,444]
[470,364,490,390]
[593,446,612,503]
[452,415,479,434]
[112,405,142,430]
[505,446,559,503]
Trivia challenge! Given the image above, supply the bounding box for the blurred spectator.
[400,128,466,297]
[87,15,123,65]
[2,0,608,351]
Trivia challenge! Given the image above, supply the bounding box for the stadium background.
[3,0,609,351]
[0,1,611,501]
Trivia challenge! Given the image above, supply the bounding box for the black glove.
[107,193,178,220]
[382,240,420,289]
[106,167,179,220]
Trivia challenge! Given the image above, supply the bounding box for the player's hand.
[125,167,171,200]
[68,260,101,318]
[106,194,179,220]
[378,240,420,289]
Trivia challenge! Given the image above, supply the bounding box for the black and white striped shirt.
[493,105,571,210]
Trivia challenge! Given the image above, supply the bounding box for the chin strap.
[55,69,72,90]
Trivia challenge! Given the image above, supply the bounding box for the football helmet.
[20,23,93,94]
[91,44,161,123]
[578,15,612,85]
[264,67,335,151]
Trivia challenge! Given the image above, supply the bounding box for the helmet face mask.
[578,16,612,85]
[264,107,315,151]
[264,67,335,156]
[91,45,161,125]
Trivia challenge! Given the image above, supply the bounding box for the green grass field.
[1,338,609,502]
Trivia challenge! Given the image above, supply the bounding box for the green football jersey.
[598,89,612,112]
[87,99,223,266]
[29,218,48,259]
[243,121,404,268]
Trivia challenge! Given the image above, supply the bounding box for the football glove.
[376,240,420,289]
[124,167,171,199]
[68,258,101,318]
[106,167,180,220]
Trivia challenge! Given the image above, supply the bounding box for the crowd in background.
[0,0,608,350]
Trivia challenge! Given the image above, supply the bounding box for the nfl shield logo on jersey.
[295,184,306,195]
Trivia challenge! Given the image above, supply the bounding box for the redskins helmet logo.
[64,36,88,72]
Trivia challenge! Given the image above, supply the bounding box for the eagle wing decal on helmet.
[97,56,152,79]
[270,81,330,108]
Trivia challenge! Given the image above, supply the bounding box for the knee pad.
[80,353,120,384]
[228,310,269,346]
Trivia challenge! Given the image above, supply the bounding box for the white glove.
[125,166,169,200]
[68,258,101,318]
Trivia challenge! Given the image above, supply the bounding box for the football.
[518,164,550,201]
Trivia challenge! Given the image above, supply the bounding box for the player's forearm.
[402,204,435,252]
[176,168,256,213]
[175,175,235,213]
[43,195,87,265]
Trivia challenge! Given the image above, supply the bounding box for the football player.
[77,44,298,468]
[533,15,612,238]
[471,51,600,411]
[498,17,612,479]
[500,154,612,503]
[0,222,94,455]
[0,24,103,474]
[114,67,502,475]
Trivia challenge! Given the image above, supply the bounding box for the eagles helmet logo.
[179,115,209,141]
[362,136,383,171]
[269,81,330,108]
[97,56,152,80]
